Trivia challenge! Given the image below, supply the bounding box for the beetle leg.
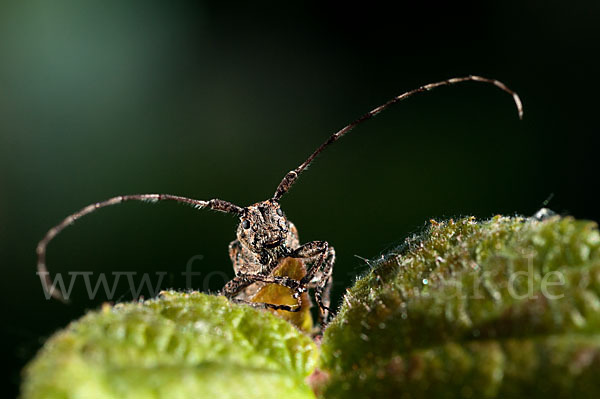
[291,241,335,324]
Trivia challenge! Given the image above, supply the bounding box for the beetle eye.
[276,208,283,216]
[242,220,250,229]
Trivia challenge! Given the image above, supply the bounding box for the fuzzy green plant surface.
[22,215,600,398]
[319,215,600,398]
[21,291,318,399]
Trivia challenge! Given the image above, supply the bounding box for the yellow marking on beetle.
[251,257,313,332]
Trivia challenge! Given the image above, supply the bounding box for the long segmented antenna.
[37,194,243,301]
[273,75,523,200]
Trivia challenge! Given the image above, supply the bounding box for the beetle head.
[237,200,289,253]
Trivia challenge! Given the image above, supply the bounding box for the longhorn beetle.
[37,76,523,325]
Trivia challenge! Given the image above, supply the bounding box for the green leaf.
[22,291,318,399]
[320,216,600,398]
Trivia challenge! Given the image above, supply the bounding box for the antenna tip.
[512,93,524,120]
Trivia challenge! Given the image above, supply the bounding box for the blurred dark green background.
[1,0,598,395]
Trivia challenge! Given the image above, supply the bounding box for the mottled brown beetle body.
[223,199,335,322]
